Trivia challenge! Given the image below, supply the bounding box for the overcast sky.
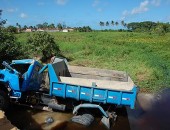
[0,0,170,29]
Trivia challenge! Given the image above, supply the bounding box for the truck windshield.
[11,64,30,75]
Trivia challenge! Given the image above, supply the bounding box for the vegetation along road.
[15,32,170,92]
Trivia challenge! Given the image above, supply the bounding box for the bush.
[0,10,24,66]
[27,32,61,62]
[6,25,18,33]
[0,30,25,67]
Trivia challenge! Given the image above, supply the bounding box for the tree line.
[127,21,170,35]
[99,20,170,35]
[15,22,68,32]
[5,22,93,33]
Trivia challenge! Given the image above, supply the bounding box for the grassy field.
[16,32,170,92]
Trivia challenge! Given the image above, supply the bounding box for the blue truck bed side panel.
[51,82,137,109]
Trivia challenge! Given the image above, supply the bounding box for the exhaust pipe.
[48,102,66,111]
[41,96,66,111]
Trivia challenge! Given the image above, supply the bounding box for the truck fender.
[73,103,109,118]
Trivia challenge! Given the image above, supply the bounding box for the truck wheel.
[71,114,94,126]
[0,91,9,111]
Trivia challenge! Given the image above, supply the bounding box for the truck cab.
[10,59,43,92]
[0,59,43,100]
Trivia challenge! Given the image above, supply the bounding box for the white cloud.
[151,0,161,6]
[131,0,149,15]
[56,0,68,5]
[6,8,18,13]
[121,0,161,20]
[20,13,27,18]
[92,0,100,7]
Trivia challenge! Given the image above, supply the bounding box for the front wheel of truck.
[0,91,9,111]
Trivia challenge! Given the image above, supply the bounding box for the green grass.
[15,32,170,92]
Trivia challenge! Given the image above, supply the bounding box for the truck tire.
[71,114,94,126]
[0,91,9,111]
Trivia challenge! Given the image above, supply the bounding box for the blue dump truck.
[0,58,138,128]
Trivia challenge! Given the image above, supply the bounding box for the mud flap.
[101,116,110,129]
[101,112,117,129]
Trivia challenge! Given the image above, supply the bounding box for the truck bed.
[47,58,137,109]
[59,66,134,91]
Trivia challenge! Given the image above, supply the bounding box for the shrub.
[27,32,61,62]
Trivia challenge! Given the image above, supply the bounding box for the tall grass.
[16,32,170,92]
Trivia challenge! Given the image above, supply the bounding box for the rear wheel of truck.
[0,91,9,111]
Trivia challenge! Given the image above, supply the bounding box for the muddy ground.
[4,91,170,130]
[5,104,130,130]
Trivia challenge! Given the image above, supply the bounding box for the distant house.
[46,29,60,32]
[37,29,44,32]
[68,28,74,32]
[62,28,74,32]
[25,28,32,32]
[62,29,69,32]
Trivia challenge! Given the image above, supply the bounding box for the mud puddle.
[5,105,130,130]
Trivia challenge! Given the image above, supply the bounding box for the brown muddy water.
[5,105,130,130]
[5,91,170,130]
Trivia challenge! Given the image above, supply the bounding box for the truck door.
[28,63,42,91]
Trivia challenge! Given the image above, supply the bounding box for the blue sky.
[0,0,170,29]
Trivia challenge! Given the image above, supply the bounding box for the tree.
[106,21,109,28]
[124,23,127,28]
[99,21,104,29]
[121,20,124,26]
[48,23,55,29]
[16,22,21,32]
[115,21,119,26]
[23,25,28,30]
[27,32,61,62]
[0,10,6,26]
[57,23,63,30]
[0,10,24,65]
[154,24,166,36]
[42,22,48,29]
[111,21,114,26]
[121,20,127,28]
[29,26,33,29]
[127,21,158,32]
[6,25,17,33]
[75,26,92,32]
[36,24,43,29]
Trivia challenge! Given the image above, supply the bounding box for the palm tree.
[106,21,109,29]
[16,22,21,32]
[16,22,19,27]
[124,23,127,28]
[99,21,104,30]
[121,20,125,27]
[111,21,114,26]
[115,21,119,26]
